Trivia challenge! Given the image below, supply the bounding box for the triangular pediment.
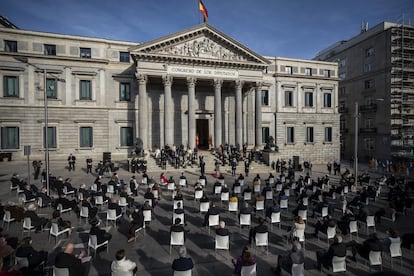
[130,24,269,69]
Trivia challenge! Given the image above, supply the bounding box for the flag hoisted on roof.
[199,0,208,23]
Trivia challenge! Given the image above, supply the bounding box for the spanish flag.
[199,0,208,23]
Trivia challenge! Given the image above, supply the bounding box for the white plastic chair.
[194,190,203,201]
[207,214,219,234]
[152,189,159,199]
[275,183,283,192]
[88,234,109,257]
[265,190,273,200]
[215,234,230,257]
[118,197,128,209]
[221,191,230,202]
[15,256,29,270]
[134,223,145,242]
[315,206,328,218]
[368,250,382,271]
[173,269,192,276]
[2,210,15,230]
[255,232,268,254]
[291,263,304,276]
[173,200,184,210]
[199,178,206,187]
[22,217,36,236]
[80,206,89,224]
[106,209,122,226]
[244,192,252,201]
[214,185,222,195]
[255,200,265,214]
[298,210,307,222]
[173,212,185,225]
[366,215,376,233]
[318,226,336,244]
[332,256,346,272]
[349,220,358,241]
[169,231,185,255]
[49,222,70,243]
[179,179,186,187]
[302,197,309,207]
[143,209,152,223]
[239,213,251,231]
[292,229,306,248]
[199,202,210,213]
[389,242,403,267]
[57,204,72,216]
[253,184,261,193]
[229,201,238,214]
[280,199,288,210]
[241,263,256,276]
[270,212,281,230]
[53,266,70,276]
[234,186,241,194]
[95,196,108,209]
[63,186,75,197]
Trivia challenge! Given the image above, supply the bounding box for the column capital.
[214,78,223,88]
[186,77,197,88]
[235,80,244,89]
[162,75,173,87]
[136,73,147,84]
[255,81,263,88]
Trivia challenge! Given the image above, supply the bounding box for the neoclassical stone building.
[0,20,340,163]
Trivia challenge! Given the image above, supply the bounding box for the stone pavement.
[0,158,413,275]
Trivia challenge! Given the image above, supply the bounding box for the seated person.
[200,195,209,203]
[54,242,88,276]
[203,203,220,226]
[216,221,229,236]
[382,228,401,253]
[5,202,25,222]
[292,199,307,217]
[21,185,36,201]
[89,217,112,244]
[266,200,280,219]
[63,178,78,196]
[232,246,255,275]
[261,183,272,197]
[111,249,137,275]
[229,193,238,203]
[337,209,355,235]
[221,184,229,194]
[350,233,382,261]
[24,203,50,232]
[127,207,144,243]
[172,246,193,272]
[242,185,252,196]
[232,180,241,193]
[81,196,98,219]
[273,240,304,274]
[36,187,54,207]
[51,210,72,234]
[108,198,122,217]
[316,234,347,270]
[314,215,336,236]
[248,218,267,244]
[212,181,222,194]
[119,188,135,208]
[144,188,156,206]
[15,236,48,274]
[54,194,79,214]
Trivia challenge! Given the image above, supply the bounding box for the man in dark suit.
[172,246,193,272]
[316,234,347,270]
[108,198,122,217]
[215,221,229,236]
[24,203,49,232]
[249,217,268,244]
[54,242,88,276]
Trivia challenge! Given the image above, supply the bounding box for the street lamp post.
[44,69,50,196]
[354,101,359,184]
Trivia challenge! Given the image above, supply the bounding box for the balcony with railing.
[359,104,377,113]
[359,127,377,134]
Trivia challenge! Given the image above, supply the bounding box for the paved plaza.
[0,156,413,276]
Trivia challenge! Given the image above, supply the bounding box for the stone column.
[235,80,244,146]
[255,82,262,148]
[137,74,148,150]
[163,75,173,147]
[214,79,223,148]
[187,77,196,150]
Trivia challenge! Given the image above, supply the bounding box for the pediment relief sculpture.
[155,37,248,62]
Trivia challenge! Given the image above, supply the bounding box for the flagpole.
[197,0,200,24]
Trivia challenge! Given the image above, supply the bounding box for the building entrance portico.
[130,23,270,151]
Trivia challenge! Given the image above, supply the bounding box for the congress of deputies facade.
[0,20,340,164]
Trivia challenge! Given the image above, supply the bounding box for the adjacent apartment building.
[0,16,339,163]
[315,21,414,164]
